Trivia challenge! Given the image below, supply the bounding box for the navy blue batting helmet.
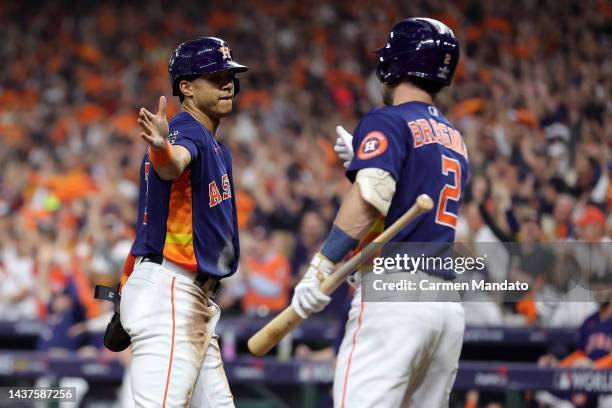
[376,18,459,87]
[169,37,248,97]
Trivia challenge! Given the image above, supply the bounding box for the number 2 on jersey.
[435,155,461,228]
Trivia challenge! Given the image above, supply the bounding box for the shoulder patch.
[357,131,388,160]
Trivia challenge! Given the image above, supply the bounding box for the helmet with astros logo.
[376,18,459,87]
[168,37,248,97]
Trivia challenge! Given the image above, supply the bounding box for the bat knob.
[416,194,434,211]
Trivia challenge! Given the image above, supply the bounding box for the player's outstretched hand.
[334,125,354,168]
[137,96,169,149]
[291,252,333,319]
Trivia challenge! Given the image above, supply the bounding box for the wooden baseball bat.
[247,194,434,357]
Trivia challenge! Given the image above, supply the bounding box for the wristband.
[321,225,358,263]
[149,141,173,167]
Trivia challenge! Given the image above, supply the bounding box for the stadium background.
[0,0,610,407]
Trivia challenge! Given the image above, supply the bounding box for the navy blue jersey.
[347,102,468,277]
[578,311,612,361]
[132,112,239,279]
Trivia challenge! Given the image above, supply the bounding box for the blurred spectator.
[511,209,555,284]
[290,211,328,278]
[461,202,510,285]
[543,205,611,327]
[241,226,291,316]
[576,205,609,242]
[545,193,577,240]
[36,273,88,354]
[0,232,37,321]
[512,209,556,323]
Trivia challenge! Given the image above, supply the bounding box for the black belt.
[141,254,221,297]
[141,254,163,265]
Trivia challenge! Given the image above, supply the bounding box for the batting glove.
[334,126,354,168]
[291,252,334,319]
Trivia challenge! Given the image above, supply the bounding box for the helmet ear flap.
[376,58,402,85]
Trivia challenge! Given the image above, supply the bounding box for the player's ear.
[179,79,194,98]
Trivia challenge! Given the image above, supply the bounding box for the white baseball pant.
[334,283,464,408]
[120,258,233,407]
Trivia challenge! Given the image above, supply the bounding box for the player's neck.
[392,82,434,106]
[182,104,220,135]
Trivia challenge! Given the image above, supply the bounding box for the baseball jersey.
[578,311,612,361]
[347,101,468,278]
[132,112,239,279]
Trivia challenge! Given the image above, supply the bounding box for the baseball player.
[119,37,247,407]
[291,18,467,407]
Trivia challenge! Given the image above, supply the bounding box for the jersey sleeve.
[168,123,199,163]
[346,111,407,183]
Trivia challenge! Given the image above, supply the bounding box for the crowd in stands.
[0,0,610,355]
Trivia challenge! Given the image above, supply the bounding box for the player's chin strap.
[94,285,131,352]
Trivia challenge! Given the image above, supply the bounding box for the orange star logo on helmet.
[357,131,388,160]
[219,46,231,60]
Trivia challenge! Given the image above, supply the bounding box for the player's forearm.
[149,143,190,181]
[153,162,182,180]
[334,183,381,240]
[317,183,381,263]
